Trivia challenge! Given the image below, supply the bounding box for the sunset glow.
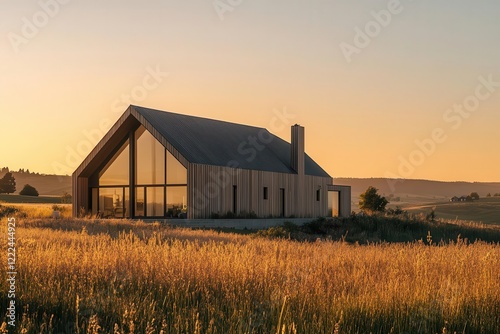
[1,1,499,182]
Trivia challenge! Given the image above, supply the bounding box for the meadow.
[404,197,500,226]
[0,194,65,204]
[0,207,499,333]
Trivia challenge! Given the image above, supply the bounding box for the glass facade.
[96,187,130,218]
[167,150,187,184]
[166,186,187,218]
[147,187,164,217]
[91,125,188,218]
[99,141,129,186]
[135,187,145,216]
[136,126,165,185]
[94,140,131,218]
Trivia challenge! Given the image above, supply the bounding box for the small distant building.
[450,196,471,202]
[72,106,351,220]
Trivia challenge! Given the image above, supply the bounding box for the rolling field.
[1,213,499,333]
[0,194,64,204]
[404,197,500,225]
[0,172,71,197]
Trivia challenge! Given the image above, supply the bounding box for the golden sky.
[1,1,499,182]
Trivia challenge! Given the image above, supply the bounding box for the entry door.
[328,191,340,217]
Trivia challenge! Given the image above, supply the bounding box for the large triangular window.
[99,141,129,186]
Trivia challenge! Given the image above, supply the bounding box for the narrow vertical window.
[233,185,237,214]
[280,188,285,217]
[316,189,321,202]
[263,187,268,200]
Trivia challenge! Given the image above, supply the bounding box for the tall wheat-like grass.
[0,218,499,333]
[6,203,72,219]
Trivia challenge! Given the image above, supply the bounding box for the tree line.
[0,172,39,196]
[0,166,45,175]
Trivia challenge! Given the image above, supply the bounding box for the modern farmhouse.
[72,106,350,220]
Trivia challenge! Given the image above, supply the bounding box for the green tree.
[359,186,388,213]
[470,192,480,200]
[19,184,39,196]
[0,172,16,194]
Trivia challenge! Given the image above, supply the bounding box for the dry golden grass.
[1,217,499,333]
[6,203,72,219]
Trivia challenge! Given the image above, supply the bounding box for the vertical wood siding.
[72,177,88,217]
[188,164,332,219]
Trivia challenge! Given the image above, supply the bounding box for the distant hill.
[335,178,500,199]
[403,197,500,225]
[0,171,71,196]
[335,177,500,211]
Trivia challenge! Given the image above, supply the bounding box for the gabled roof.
[133,106,330,177]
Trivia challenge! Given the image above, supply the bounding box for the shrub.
[359,186,388,213]
[255,226,289,239]
[386,207,405,216]
[19,184,39,196]
[426,208,436,222]
[470,192,480,200]
[254,213,500,244]
[0,204,18,218]
[211,211,259,219]
[52,205,67,212]
[61,191,72,204]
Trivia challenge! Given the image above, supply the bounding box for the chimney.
[291,124,305,175]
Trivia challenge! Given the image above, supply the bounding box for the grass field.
[404,197,500,225]
[0,203,72,220]
[1,206,499,333]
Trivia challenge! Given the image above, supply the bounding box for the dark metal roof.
[133,106,331,178]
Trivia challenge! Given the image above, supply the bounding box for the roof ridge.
[130,105,331,178]
[132,105,267,131]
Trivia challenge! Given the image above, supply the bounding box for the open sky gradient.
[1,0,499,182]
